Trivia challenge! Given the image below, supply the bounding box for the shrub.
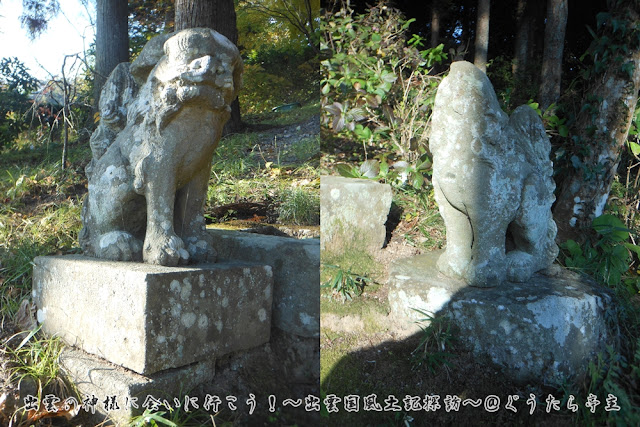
[320,1,445,187]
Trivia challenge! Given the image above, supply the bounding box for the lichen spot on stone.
[198,314,208,329]
[330,188,340,200]
[171,303,182,317]
[170,279,181,293]
[299,312,313,326]
[258,308,267,322]
[180,280,192,301]
[181,312,196,328]
[215,320,223,332]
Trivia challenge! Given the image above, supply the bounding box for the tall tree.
[175,0,242,132]
[94,0,128,108]
[512,0,532,81]
[474,0,490,72]
[539,0,568,110]
[553,2,640,242]
[430,2,441,49]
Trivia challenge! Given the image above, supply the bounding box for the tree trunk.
[175,0,242,133]
[474,0,490,72]
[539,0,568,110]
[512,0,531,81]
[553,4,640,243]
[94,0,128,110]
[430,4,440,49]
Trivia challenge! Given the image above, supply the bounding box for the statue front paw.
[143,232,189,266]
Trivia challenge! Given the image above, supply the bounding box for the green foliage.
[322,263,370,301]
[410,309,456,373]
[321,1,443,180]
[335,153,432,191]
[562,214,640,293]
[237,0,319,114]
[240,60,318,114]
[238,0,320,53]
[0,57,40,147]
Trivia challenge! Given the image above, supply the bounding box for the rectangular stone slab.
[60,346,215,426]
[32,255,273,375]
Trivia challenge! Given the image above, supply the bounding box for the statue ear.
[130,33,172,86]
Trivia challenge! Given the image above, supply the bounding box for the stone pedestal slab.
[388,253,615,385]
[208,229,319,338]
[60,347,215,426]
[388,251,467,329]
[32,255,273,375]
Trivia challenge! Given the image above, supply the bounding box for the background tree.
[430,2,441,48]
[473,0,490,72]
[94,0,128,109]
[175,0,242,132]
[553,2,640,242]
[538,0,568,109]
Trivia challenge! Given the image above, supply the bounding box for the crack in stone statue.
[429,61,558,287]
[79,28,243,266]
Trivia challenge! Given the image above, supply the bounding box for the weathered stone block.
[60,347,215,426]
[208,229,319,338]
[320,176,392,253]
[32,255,272,375]
[388,252,467,330]
[388,256,615,385]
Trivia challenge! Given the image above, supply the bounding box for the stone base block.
[389,254,616,385]
[61,347,214,426]
[320,176,392,253]
[388,252,467,331]
[208,229,319,338]
[33,255,273,375]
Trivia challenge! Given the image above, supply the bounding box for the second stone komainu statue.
[429,61,558,287]
[79,28,243,266]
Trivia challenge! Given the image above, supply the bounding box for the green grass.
[4,328,70,397]
[277,187,320,225]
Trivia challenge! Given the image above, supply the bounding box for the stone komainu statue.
[429,61,558,287]
[79,28,243,266]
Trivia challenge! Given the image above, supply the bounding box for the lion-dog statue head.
[80,28,243,266]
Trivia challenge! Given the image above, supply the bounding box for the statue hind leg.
[81,151,145,261]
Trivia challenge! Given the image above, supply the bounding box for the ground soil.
[320,210,584,426]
